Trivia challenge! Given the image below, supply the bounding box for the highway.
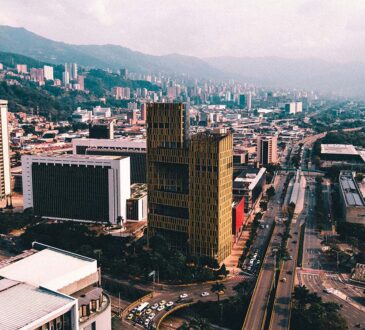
[242,173,287,330]
[269,187,308,330]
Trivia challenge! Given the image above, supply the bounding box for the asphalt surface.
[270,182,308,330]
[120,273,251,329]
[242,174,287,330]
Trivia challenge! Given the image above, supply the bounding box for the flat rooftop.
[0,244,97,292]
[0,279,74,330]
[321,144,358,155]
[26,154,126,161]
[339,172,365,207]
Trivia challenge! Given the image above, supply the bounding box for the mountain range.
[0,25,365,98]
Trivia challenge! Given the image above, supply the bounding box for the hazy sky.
[0,0,364,62]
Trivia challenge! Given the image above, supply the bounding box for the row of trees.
[19,221,227,284]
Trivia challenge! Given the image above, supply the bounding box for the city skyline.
[0,0,365,62]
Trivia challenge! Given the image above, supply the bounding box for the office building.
[22,154,130,224]
[89,119,114,139]
[256,135,278,165]
[73,138,146,184]
[0,242,111,330]
[339,171,365,225]
[44,65,54,80]
[0,100,11,203]
[72,108,92,122]
[147,103,233,262]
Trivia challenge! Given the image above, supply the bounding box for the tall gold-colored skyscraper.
[147,103,233,262]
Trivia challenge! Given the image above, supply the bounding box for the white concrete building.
[0,242,111,330]
[22,154,130,224]
[44,65,54,80]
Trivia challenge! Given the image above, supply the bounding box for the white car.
[159,300,166,306]
[179,293,188,299]
[201,292,210,297]
[151,303,159,310]
[149,313,156,320]
[166,301,174,307]
[157,305,165,311]
[144,319,150,326]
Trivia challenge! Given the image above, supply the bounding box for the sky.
[0,0,364,62]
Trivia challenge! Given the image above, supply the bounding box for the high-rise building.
[30,68,44,82]
[71,63,78,80]
[246,92,252,110]
[0,100,11,203]
[89,119,114,139]
[147,103,233,262]
[43,65,54,80]
[22,155,130,223]
[141,103,147,121]
[62,71,70,86]
[16,64,27,74]
[77,75,85,90]
[257,135,278,165]
[239,94,246,107]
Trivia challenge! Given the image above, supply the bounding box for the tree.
[267,186,276,199]
[211,281,226,302]
[355,173,364,182]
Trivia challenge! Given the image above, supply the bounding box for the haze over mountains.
[0,25,364,98]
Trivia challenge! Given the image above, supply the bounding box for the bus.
[135,302,150,316]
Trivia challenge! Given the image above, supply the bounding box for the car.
[294,232,298,235]
[201,292,210,297]
[159,300,166,306]
[165,305,173,311]
[149,313,155,320]
[179,293,188,299]
[281,277,287,282]
[145,309,152,315]
[144,319,150,326]
[323,288,330,294]
[127,314,134,320]
[157,305,165,311]
[166,301,174,307]
[289,256,293,260]
[355,323,361,328]
[247,266,252,271]
[287,270,293,275]
[292,240,297,244]
[151,303,159,310]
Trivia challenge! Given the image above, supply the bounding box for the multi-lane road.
[242,173,288,330]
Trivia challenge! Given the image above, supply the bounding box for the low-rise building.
[339,171,365,225]
[233,167,266,214]
[0,242,111,330]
